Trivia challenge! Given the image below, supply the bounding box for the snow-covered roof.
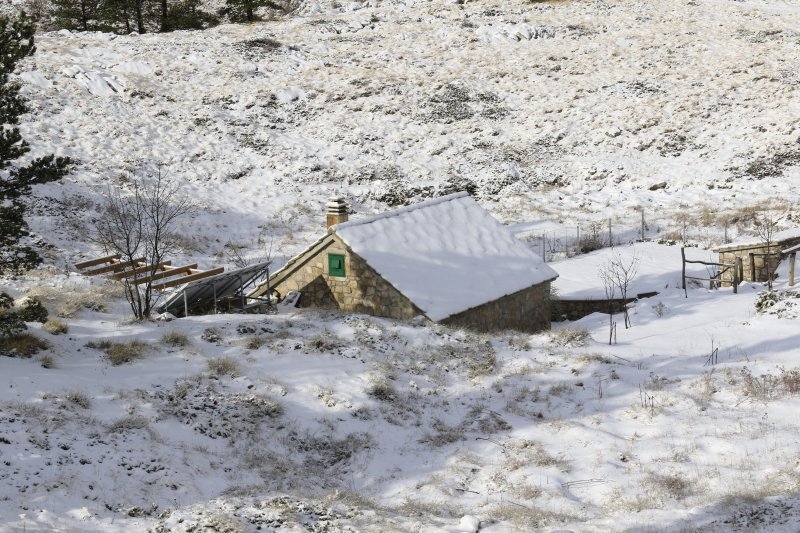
[332,192,558,321]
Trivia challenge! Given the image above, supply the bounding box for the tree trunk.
[135,0,145,33]
[160,0,168,31]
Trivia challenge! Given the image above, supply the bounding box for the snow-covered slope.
[14,0,800,271]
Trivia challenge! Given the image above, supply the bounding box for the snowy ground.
[2,245,800,532]
[2,0,800,530]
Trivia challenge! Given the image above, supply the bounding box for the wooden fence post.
[737,256,744,285]
[749,252,756,282]
[681,247,686,290]
[733,258,740,293]
[790,252,796,287]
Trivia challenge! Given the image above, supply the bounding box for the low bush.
[17,298,48,323]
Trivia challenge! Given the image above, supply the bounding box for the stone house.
[249,192,559,332]
[714,229,800,284]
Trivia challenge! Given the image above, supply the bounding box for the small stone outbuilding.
[714,229,800,283]
[249,192,558,332]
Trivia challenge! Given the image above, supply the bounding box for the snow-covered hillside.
[3,0,800,531]
[14,0,800,269]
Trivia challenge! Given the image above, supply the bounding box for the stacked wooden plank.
[74,254,224,291]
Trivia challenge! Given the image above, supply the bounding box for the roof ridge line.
[331,191,470,231]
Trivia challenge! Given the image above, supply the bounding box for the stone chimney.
[326,196,349,229]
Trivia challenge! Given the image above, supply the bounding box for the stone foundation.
[442,282,552,333]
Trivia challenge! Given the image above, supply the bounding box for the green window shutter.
[328,254,346,277]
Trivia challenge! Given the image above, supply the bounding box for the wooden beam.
[84,258,146,276]
[111,261,172,281]
[75,254,121,270]
[151,267,225,291]
[132,263,198,285]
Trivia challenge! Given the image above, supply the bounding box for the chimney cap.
[326,196,348,212]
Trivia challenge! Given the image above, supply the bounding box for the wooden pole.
[737,256,744,284]
[681,247,686,290]
[641,209,645,240]
[790,252,796,287]
[749,252,756,282]
[733,257,741,293]
[608,218,612,247]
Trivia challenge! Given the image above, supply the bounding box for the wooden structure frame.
[680,247,740,296]
[75,254,224,290]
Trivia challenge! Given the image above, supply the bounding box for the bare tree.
[598,261,617,345]
[754,209,786,291]
[94,167,193,319]
[598,249,640,342]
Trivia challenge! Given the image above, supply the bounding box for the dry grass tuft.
[64,389,91,409]
[207,356,241,377]
[42,318,69,335]
[550,327,592,347]
[87,339,148,365]
[161,330,190,347]
[0,333,49,358]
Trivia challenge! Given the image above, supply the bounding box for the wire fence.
[517,209,738,263]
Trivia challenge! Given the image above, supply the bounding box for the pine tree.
[51,0,102,31]
[0,13,72,276]
[224,0,284,23]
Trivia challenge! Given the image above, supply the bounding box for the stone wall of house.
[271,236,421,320]
[442,281,552,333]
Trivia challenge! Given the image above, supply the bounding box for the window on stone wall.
[328,254,346,277]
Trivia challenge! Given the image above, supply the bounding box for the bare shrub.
[367,380,396,402]
[42,318,68,335]
[27,283,122,317]
[504,439,571,471]
[739,367,800,400]
[39,354,55,368]
[780,368,800,394]
[87,339,148,365]
[488,502,578,530]
[161,330,190,347]
[64,390,91,409]
[202,328,223,343]
[419,419,465,447]
[547,382,572,397]
[642,471,693,501]
[244,335,266,350]
[398,498,463,519]
[549,327,592,347]
[207,356,241,377]
[577,353,614,365]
